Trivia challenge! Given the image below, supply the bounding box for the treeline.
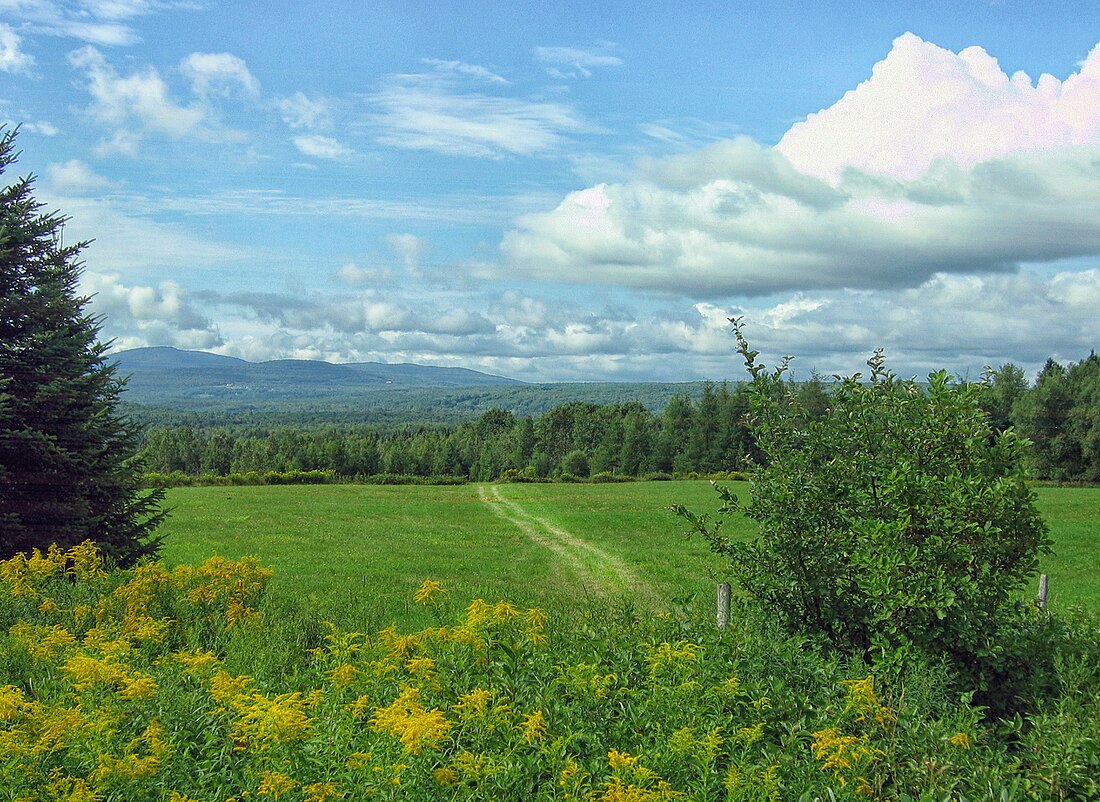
[138,382,802,483]
[987,354,1100,482]
[137,354,1100,484]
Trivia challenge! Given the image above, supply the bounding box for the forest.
[137,353,1100,484]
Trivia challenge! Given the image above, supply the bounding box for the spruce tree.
[0,127,164,566]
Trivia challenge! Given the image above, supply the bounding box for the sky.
[2,1,1100,383]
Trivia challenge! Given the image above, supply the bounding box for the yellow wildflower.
[452,688,493,717]
[121,673,158,701]
[230,691,313,751]
[492,600,519,621]
[0,685,28,721]
[346,694,372,718]
[464,598,493,628]
[842,674,894,728]
[174,649,221,675]
[303,781,341,802]
[210,670,254,705]
[327,663,358,686]
[9,622,77,662]
[371,686,451,754]
[256,770,298,798]
[405,656,435,676]
[432,767,459,786]
[414,578,447,604]
[668,727,695,754]
[947,731,971,749]
[608,750,642,771]
[521,709,547,742]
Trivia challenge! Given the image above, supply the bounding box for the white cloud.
[337,263,394,285]
[778,33,1100,184]
[82,271,222,349]
[292,134,353,159]
[180,52,259,98]
[422,57,509,84]
[385,233,427,276]
[0,23,34,73]
[45,159,116,192]
[533,44,622,78]
[277,91,331,130]
[369,72,588,158]
[68,46,251,150]
[499,36,1100,298]
[69,45,204,141]
[1,1,196,47]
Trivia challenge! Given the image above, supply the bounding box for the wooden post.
[717,582,731,629]
[1037,573,1049,610]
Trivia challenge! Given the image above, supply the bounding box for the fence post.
[1037,573,1049,610]
[717,582,731,629]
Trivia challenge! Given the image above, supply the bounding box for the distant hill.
[112,347,721,428]
[113,347,522,403]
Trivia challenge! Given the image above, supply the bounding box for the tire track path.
[478,485,647,599]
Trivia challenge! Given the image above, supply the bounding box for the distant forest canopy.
[137,353,1100,483]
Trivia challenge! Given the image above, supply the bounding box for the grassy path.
[478,484,649,600]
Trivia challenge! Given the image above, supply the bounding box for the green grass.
[157,480,1099,629]
[1034,485,1100,610]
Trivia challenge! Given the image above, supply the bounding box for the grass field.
[157,480,1100,629]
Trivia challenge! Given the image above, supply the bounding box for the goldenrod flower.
[452,688,492,717]
[371,686,451,754]
[230,691,313,751]
[257,770,298,798]
[521,709,547,742]
[432,767,459,786]
[303,781,341,802]
[947,730,971,749]
[414,578,446,604]
[327,663,358,686]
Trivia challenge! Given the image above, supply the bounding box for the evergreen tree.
[0,128,164,565]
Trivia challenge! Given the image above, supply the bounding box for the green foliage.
[678,319,1053,706]
[0,127,163,566]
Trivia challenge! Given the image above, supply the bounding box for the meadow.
[155,481,1100,629]
[3,481,1099,801]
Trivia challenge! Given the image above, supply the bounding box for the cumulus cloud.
[82,271,222,350]
[0,23,34,73]
[778,32,1100,184]
[369,72,588,157]
[533,44,622,78]
[68,46,252,151]
[499,35,1100,298]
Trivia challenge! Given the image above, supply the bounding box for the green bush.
[590,471,633,484]
[677,319,1052,710]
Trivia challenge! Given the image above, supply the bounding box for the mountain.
[111,347,524,407]
[111,347,715,428]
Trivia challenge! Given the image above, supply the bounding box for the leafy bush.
[676,320,1052,708]
[591,471,633,483]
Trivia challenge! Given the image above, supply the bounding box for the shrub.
[676,319,1052,708]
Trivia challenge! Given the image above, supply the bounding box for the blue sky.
[3,1,1100,382]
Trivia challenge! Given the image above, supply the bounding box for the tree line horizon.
[138,353,1100,484]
